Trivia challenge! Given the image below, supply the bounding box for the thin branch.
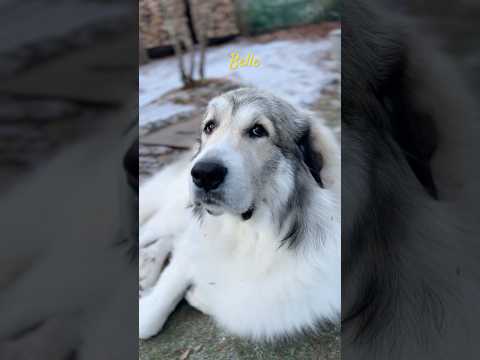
[158,1,188,84]
[193,0,215,79]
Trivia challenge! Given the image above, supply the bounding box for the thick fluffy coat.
[139,88,341,340]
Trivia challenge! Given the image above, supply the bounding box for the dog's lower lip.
[204,198,218,206]
[241,207,254,221]
[197,195,218,206]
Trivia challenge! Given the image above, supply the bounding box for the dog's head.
[189,88,327,226]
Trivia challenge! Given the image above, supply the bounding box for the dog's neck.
[191,180,339,253]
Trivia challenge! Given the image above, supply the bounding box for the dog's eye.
[248,124,268,138]
[203,120,217,135]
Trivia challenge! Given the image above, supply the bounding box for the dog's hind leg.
[139,160,192,293]
[138,213,178,293]
[139,153,192,225]
[139,235,173,293]
[139,176,164,226]
[139,255,190,339]
[139,215,168,248]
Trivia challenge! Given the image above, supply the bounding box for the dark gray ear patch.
[298,128,324,187]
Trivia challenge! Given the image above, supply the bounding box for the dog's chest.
[173,210,340,338]
[184,217,286,284]
[181,216,273,283]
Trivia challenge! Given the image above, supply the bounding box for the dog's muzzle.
[191,159,254,220]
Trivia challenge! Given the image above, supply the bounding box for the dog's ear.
[297,127,324,187]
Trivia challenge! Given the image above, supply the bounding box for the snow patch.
[139,38,338,111]
[140,102,195,127]
[206,40,337,107]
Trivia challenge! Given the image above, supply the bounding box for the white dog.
[139,88,340,341]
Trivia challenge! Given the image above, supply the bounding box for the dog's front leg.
[139,256,189,340]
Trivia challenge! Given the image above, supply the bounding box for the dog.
[342,2,480,359]
[138,88,341,341]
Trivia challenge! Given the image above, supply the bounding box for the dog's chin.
[193,189,254,219]
[196,198,254,220]
[193,195,225,216]
[203,203,254,220]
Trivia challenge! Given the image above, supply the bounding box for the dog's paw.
[139,247,163,292]
[185,287,211,315]
[139,297,166,340]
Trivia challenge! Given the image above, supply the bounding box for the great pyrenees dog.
[139,88,341,340]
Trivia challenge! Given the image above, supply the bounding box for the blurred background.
[0,0,137,193]
[138,0,341,359]
[399,0,480,93]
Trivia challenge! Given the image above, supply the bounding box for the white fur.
[139,100,341,341]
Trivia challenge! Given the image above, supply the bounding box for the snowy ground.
[139,37,339,127]
[140,102,195,127]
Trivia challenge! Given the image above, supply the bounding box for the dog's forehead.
[209,95,230,114]
[233,102,263,125]
[206,96,230,123]
[208,90,304,137]
[209,94,264,125]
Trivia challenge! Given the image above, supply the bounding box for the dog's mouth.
[194,194,254,220]
[194,194,224,216]
[204,199,225,216]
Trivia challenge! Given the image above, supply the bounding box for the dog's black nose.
[191,161,227,191]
